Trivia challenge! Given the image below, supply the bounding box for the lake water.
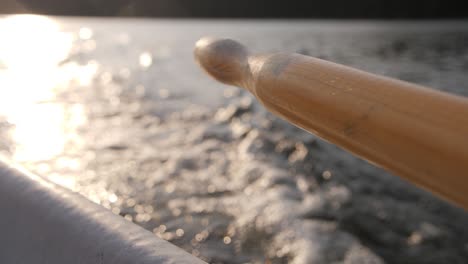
[1,15,468,263]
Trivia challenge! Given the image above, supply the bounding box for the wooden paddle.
[194,37,468,209]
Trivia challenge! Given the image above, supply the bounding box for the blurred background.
[1,1,468,264]
[0,0,466,18]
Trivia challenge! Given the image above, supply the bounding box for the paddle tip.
[194,37,249,85]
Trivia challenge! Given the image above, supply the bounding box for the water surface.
[1,16,468,263]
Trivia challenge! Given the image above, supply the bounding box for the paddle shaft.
[195,38,468,209]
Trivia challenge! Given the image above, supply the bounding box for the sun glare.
[0,15,95,163]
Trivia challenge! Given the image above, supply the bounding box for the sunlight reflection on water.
[0,15,95,169]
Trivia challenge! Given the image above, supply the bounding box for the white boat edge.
[0,157,206,264]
